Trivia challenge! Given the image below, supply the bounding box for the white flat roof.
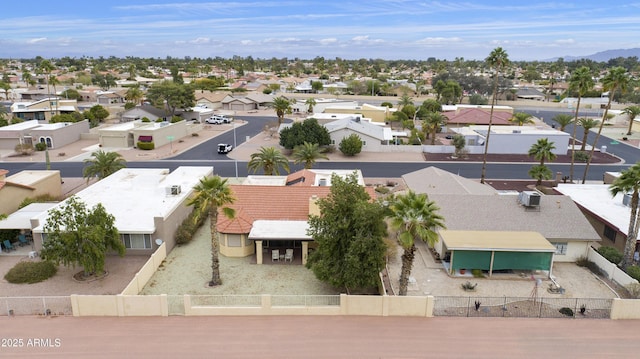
[0,120,40,131]
[100,122,137,132]
[469,125,567,136]
[556,184,629,235]
[0,203,58,229]
[6,170,59,186]
[32,167,213,234]
[248,220,311,240]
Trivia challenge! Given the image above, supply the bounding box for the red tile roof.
[444,108,512,125]
[285,169,316,186]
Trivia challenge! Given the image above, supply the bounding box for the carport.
[441,230,556,277]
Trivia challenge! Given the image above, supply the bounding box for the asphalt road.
[3,316,640,358]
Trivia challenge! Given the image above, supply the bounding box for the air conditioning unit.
[623,193,633,207]
[518,191,541,207]
[169,185,181,195]
[318,178,327,186]
[512,130,521,134]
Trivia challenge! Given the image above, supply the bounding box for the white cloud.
[319,38,337,45]
[416,37,462,45]
[190,37,210,44]
[27,37,47,44]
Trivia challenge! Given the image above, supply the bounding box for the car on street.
[205,115,233,124]
[217,143,233,154]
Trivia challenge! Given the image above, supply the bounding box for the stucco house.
[194,91,229,110]
[98,119,197,149]
[323,103,394,124]
[402,167,601,276]
[10,98,79,122]
[451,125,570,155]
[0,169,62,216]
[30,167,213,256]
[324,116,393,151]
[0,119,89,151]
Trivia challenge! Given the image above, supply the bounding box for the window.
[227,234,242,247]
[554,243,568,255]
[362,141,367,146]
[122,234,152,249]
[603,225,616,242]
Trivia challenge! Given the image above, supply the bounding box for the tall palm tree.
[622,105,640,136]
[187,176,235,286]
[273,96,294,125]
[568,66,594,183]
[247,146,290,175]
[528,138,557,167]
[609,163,640,269]
[292,141,328,169]
[582,67,631,184]
[305,97,316,114]
[577,118,600,151]
[480,47,509,184]
[125,86,144,105]
[49,75,60,114]
[509,112,534,126]
[528,165,553,186]
[423,112,448,145]
[388,191,446,296]
[82,150,127,183]
[398,94,414,109]
[552,114,574,132]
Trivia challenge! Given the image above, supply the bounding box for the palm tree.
[388,191,446,296]
[577,118,600,151]
[480,47,510,184]
[528,138,557,167]
[125,86,145,105]
[582,67,631,184]
[552,114,574,132]
[423,112,448,145]
[398,94,414,109]
[305,97,316,114]
[82,150,127,183]
[273,96,294,125]
[509,112,534,126]
[187,176,235,286]
[568,66,594,182]
[528,165,553,186]
[49,75,60,114]
[609,163,640,269]
[622,105,640,136]
[247,146,290,175]
[292,141,328,169]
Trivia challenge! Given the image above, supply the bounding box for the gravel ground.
[140,217,341,296]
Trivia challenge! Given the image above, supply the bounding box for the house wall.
[220,233,255,257]
[580,210,625,253]
[329,128,385,152]
[323,108,390,123]
[154,200,197,254]
[31,120,90,149]
[549,240,590,262]
[133,121,188,148]
[100,130,130,148]
[488,132,569,155]
[0,171,61,216]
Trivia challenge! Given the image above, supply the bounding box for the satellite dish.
[155,239,164,246]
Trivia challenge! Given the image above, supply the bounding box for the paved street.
[2,316,640,358]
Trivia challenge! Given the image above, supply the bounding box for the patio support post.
[256,240,263,265]
[302,242,309,265]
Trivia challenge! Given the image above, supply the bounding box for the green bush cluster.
[141,117,151,122]
[575,256,603,276]
[626,266,640,281]
[574,151,589,162]
[374,186,390,194]
[559,307,574,317]
[137,141,155,150]
[35,142,47,151]
[175,209,207,245]
[4,261,57,284]
[19,194,59,209]
[0,229,20,243]
[597,246,623,264]
[339,134,363,156]
[171,116,182,123]
[471,269,485,278]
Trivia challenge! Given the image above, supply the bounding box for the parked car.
[217,143,233,154]
[206,115,233,124]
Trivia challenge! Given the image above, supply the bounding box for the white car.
[217,143,233,154]
[205,115,233,124]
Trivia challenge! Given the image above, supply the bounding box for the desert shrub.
[4,261,57,284]
[175,209,207,245]
[137,141,155,150]
[155,118,163,123]
[171,116,182,123]
[374,186,390,194]
[574,151,589,162]
[124,102,136,110]
[597,246,623,264]
[339,134,363,156]
[141,117,151,122]
[35,142,47,151]
[626,283,640,299]
[626,265,640,281]
[559,307,574,317]
[576,256,603,276]
[14,143,34,155]
[472,269,485,278]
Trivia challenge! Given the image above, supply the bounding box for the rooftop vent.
[623,193,633,207]
[166,185,181,196]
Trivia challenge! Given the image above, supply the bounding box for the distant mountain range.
[546,48,640,62]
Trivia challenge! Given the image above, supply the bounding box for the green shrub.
[141,117,151,122]
[175,208,207,245]
[124,102,136,110]
[626,265,640,281]
[339,134,363,156]
[155,118,163,123]
[597,246,623,264]
[171,116,182,123]
[35,142,47,151]
[559,307,574,317]
[576,256,603,276]
[4,261,57,284]
[374,186,390,194]
[19,194,59,209]
[574,151,589,162]
[137,141,155,150]
[471,269,485,278]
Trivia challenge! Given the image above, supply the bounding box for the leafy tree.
[247,146,290,175]
[187,176,235,286]
[509,112,534,126]
[380,102,394,108]
[92,73,117,90]
[578,118,600,151]
[622,105,640,136]
[423,112,448,145]
[272,96,294,125]
[311,81,323,93]
[388,191,445,296]
[279,118,331,150]
[61,88,80,100]
[552,113,574,132]
[528,165,553,185]
[452,134,466,157]
[469,93,488,105]
[305,97,317,113]
[50,112,84,123]
[40,196,125,278]
[82,150,127,183]
[292,141,328,169]
[146,80,195,116]
[87,105,110,123]
[306,173,388,291]
[420,99,442,113]
[583,67,630,184]
[339,134,363,156]
[609,163,640,269]
[481,47,510,184]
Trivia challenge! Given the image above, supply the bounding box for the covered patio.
[0,203,55,255]
[440,230,556,277]
[248,220,313,265]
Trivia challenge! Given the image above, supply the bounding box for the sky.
[1,1,639,61]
